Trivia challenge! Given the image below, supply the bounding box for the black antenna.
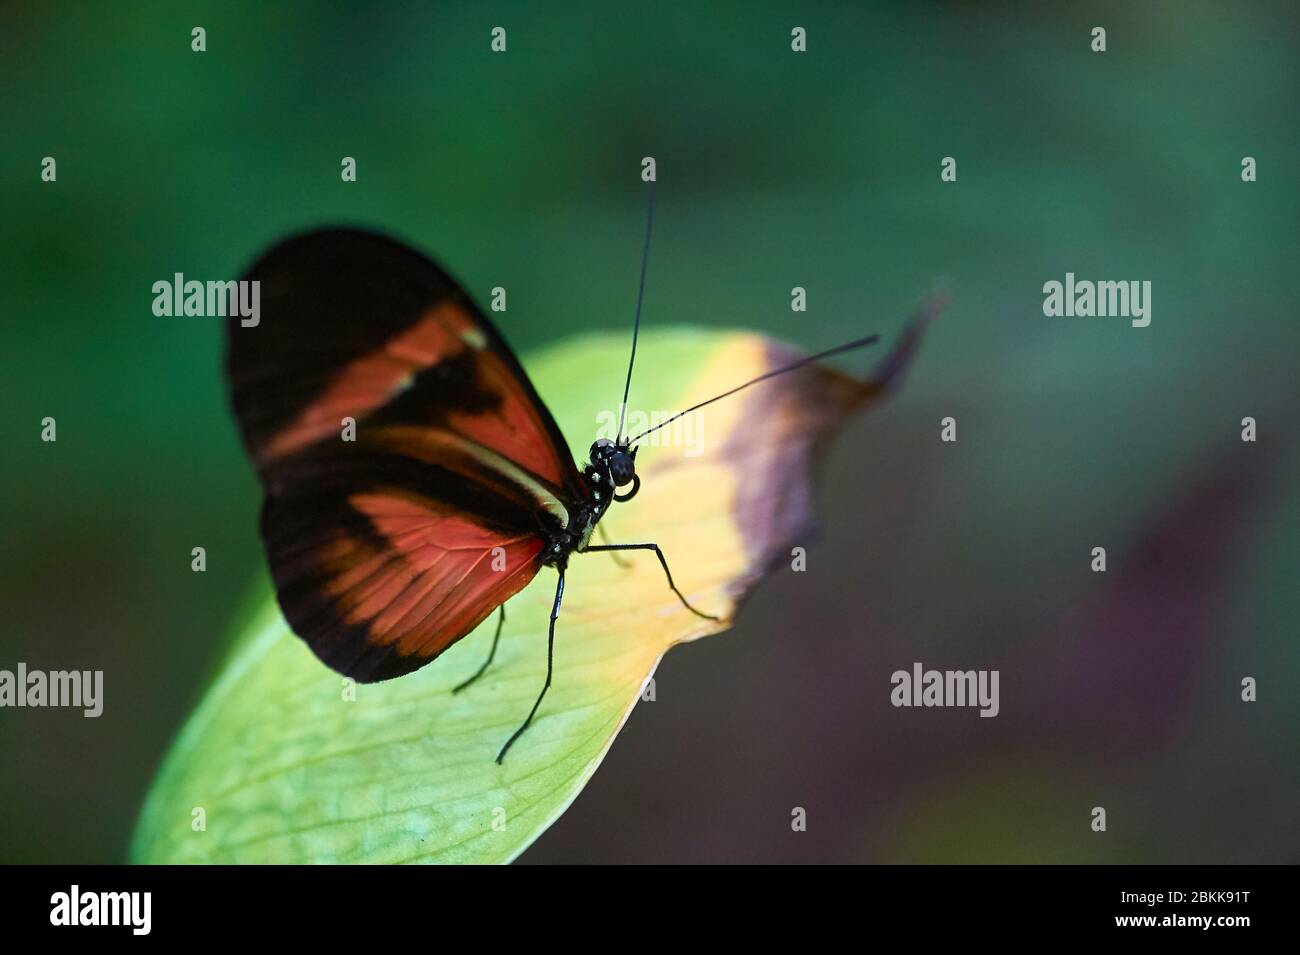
[626,333,880,445]
[615,181,655,446]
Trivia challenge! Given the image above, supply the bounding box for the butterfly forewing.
[226,228,585,681]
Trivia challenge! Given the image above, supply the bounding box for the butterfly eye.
[608,451,636,488]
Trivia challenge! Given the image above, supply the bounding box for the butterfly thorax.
[542,497,604,568]
[541,439,640,568]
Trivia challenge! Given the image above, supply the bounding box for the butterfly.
[225,194,893,762]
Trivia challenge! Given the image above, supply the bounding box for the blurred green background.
[2,1,1297,863]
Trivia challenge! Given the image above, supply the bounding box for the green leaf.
[131,319,930,863]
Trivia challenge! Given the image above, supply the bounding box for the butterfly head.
[586,438,640,503]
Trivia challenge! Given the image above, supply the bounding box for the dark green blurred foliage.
[1,2,1297,862]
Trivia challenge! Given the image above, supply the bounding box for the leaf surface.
[132,312,936,864]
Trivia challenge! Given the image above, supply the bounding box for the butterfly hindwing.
[226,229,584,681]
[262,479,544,682]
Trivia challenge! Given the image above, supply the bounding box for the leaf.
[131,306,938,864]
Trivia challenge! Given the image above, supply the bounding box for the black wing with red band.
[226,228,584,681]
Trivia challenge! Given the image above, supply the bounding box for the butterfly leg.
[496,570,565,764]
[584,543,719,621]
[596,522,632,568]
[452,603,507,694]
